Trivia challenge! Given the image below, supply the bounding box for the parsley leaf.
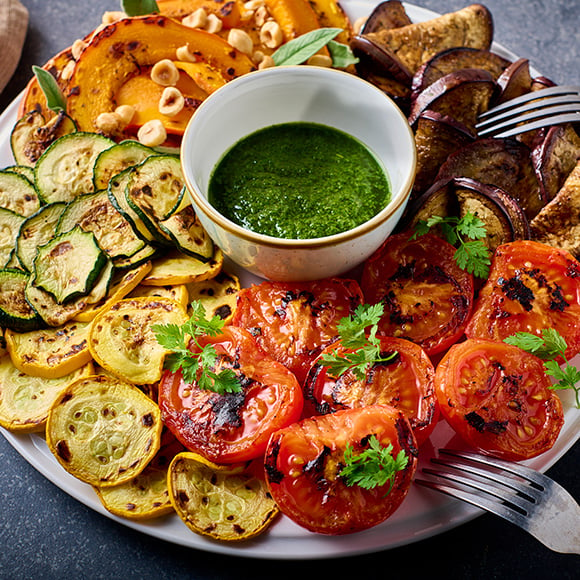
[341,435,408,494]
[504,329,580,407]
[319,303,396,379]
[152,301,242,395]
[411,213,491,278]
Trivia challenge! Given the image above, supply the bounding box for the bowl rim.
[181,66,417,249]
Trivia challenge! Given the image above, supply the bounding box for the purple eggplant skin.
[408,68,497,133]
[494,58,533,105]
[361,0,412,34]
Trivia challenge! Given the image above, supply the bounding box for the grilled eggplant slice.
[412,47,510,95]
[434,137,546,220]
[532,124,580,202]
[530,160,580,258]
[412,110,475,197]
[408,68,496,133]
[361,0,412,34]
[46,374,163,487]
[495,58,533,104]
[363,4,494,75]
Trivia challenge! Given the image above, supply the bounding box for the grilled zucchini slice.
[159,204,214,262]
[93,140,156,191]
[33,226,107,304]
[16,202,67,271]
[88,296,188,384]
[168,452,279,541]
[46,374,163,487]
[0,269,43,332]
[0,208,26,267]
[0,171,40,217]
[4,165,35,183]
[0,355,93,433]
[34,132,114,203]
[5,320,92,378]
[56,190,146,260]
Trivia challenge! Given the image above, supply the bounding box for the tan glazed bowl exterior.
[181,66,416,281]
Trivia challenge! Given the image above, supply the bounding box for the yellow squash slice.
[46,374,163,487]
[88,296,188,384]
[5,321,92,379]
[128,283,189,309]
[141,247,223,286]
[94,430,184,520]
[74,261,153,322]
[186,271,240,323]
[168,452,279,542]
[0,356,93,433]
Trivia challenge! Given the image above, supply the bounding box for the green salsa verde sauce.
[208,122,391,239]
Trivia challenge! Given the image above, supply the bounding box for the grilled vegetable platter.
[0,0,579,559]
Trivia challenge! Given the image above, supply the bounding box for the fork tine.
[477,106,580,137]
[476,94,580,129]
[479,112,580,138]
[478,84,580,119]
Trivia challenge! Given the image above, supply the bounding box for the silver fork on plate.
[414,448,580,555]
[475,85,580,138]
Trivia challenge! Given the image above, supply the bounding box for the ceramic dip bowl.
[181,65,416,281]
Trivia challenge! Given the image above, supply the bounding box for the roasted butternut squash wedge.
[46,374,163,486]
[158,0,245,29]
[168,452,279,541]
[65,16,255,138]
[141,247,223,286]
[88,296,188,384]
[6,320,92,379]
[186,270,240,323]
[0,356,93,433]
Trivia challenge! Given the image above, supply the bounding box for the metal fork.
[476,85,580,138]
[415,449,580,554]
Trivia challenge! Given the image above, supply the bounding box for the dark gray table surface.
[1,1,578,578]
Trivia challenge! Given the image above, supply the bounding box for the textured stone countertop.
[0,1,578,578]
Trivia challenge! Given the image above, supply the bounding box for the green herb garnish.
[320,303,396,379]
[341,435,408,493]
[152,301,242,394]
[32,66,66,113]
[121,0,159,16]
[271,27,357,67]
[411,213,491,278]
[504,328,580,407]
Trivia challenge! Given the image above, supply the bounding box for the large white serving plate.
[1,0,579,560]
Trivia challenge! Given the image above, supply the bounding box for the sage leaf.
[272,28,342,66]
[327,40,359,68]
[121,0,159,16]
[32,66,66,112]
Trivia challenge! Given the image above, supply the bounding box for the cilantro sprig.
[319,303,396,379]
[341,435,408,494]
[411,213,491,278]
[152,301,242,395]
[504,329,580,408]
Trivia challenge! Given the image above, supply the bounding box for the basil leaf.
[272,28,342,66]
[327,40,359,68]
[32,66,66,112]
[121,0,159,16]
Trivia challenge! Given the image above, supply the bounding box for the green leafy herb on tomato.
[504,328,580,407]
[32,66,66,112]
[152,301,242,394]
[341,435,408,493]
[319,303,396,379]
[412,212,491,278]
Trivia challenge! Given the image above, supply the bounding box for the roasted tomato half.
[158,326,304,464]
[304,336,438,446]
[264,405,418,535]
[361,232,474,356]
[434,338,564,460]
[465,240,580,360]
[230,278,364,384]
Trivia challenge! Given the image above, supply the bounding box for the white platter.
[1,0,579,560]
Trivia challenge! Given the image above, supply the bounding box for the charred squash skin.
[65,16,255,137]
